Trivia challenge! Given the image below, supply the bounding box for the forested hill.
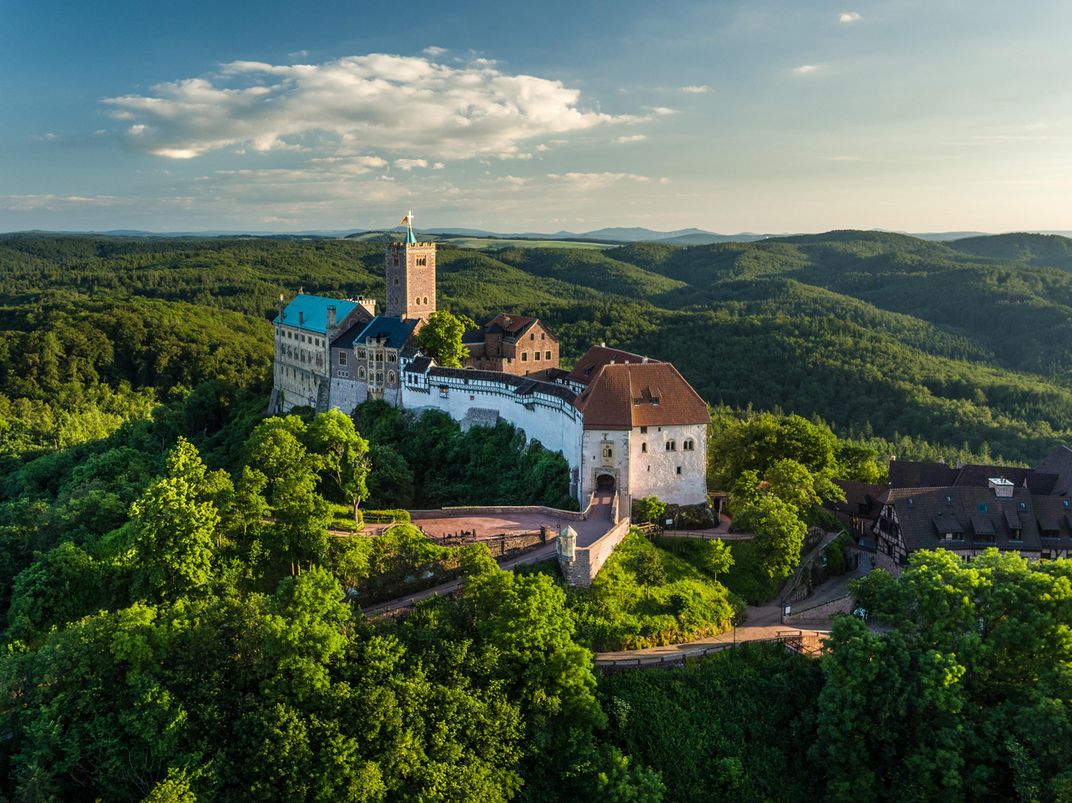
[3,229,1072,465]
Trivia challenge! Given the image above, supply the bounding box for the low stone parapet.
[559,517,632,587]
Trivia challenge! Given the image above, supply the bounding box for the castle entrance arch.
[596,473,616,493]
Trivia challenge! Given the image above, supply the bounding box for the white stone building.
[575,361,709,505]
[270,220,711,507]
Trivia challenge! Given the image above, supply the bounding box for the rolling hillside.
[2,230,1072,465]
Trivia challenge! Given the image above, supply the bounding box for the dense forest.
[4,230,1072,465]
[2,230,1072,799]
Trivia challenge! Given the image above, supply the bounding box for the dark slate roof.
[461,327,485,345]
[403,356,432,374]
[331,318,369,349]
[888,461,958,488]
[885,486,1041,552]
[953,464,1033,488]
[274,294,359,334]
[1026,472,1059,495]
[828,480,887,518]
[409,363,579,404]
[1031,496,1072,548]
[333,316,419,350]
[527,367,570,383]
[1035,446,1072,496]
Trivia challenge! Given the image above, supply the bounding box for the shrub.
[632,496,668,524]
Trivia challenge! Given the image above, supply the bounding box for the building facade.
[462,313,561,376]
[271,218,711,508]
[272,294,374,412]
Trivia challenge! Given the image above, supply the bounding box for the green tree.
[129,438,219,599]
[742,495,806,580]
[415,310,474,368]
[632,496,667,525]
[306,410,370,521]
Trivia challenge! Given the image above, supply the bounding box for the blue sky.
[2,0,1070,233]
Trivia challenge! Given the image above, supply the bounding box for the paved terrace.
[409,488,616,548]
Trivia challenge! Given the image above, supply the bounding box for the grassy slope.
[568,531,738,651]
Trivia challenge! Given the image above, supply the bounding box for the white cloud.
[680,85,711,94]
[105,53,636,161]
[613,134,647,144]
[647,106,677,116]
[423,46,447,56]
[394,158,429,171]
[288,50,310,58]
[547,172,651,189]
[838,11,862,23]
[793,64,821,75]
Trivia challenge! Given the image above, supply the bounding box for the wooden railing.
[594,630,808,671]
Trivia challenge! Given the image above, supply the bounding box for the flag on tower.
[399,214,410,225]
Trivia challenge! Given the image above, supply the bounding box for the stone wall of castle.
[401,369,584,478]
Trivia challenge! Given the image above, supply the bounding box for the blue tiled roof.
[273,294,359,334]
[335,315,419,350]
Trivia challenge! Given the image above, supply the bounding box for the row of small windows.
[604,438,696,458]
[280,329,322,347]
[415,296,429,305]
[638,438,696,453]
[520,351,553,362]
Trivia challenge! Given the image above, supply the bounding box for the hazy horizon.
[3,0,1071,233]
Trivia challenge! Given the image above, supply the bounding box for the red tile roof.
[486,313,536,336]
[567,345,658,385]
[576,362,709,430]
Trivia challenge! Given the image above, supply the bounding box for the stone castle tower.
[385,210,436,321]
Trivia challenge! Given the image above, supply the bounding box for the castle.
[270,213,710,507]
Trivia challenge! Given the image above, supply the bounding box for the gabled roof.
[1032,496,1072,542]
[884,486,1041,552]
[333,316,419,350]
[953,464,1033,488]
[575,362,708,430]
[829,480,887,517]
[888,461,958,488]
[486,313,537,337]
[1035,446,1072,496]
[274,294,359,334]
[567,345,658,385]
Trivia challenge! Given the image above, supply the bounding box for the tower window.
[521,352,528,361]
[415,297,420,306]
[641,443,647,453]
[416,256,427,266]
[676,466,682,475]
[423,296,429,304]
[338,352,347,366]
[545,350,551,359]
[666,440,676,451]
[683,439,695,451]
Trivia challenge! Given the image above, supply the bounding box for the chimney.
[327,305,337,331]
[278,293,286,321]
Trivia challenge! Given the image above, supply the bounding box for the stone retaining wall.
[559,518,632,587]
[783,593,855,626]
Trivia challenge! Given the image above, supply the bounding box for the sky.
[2,0,1071,234]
